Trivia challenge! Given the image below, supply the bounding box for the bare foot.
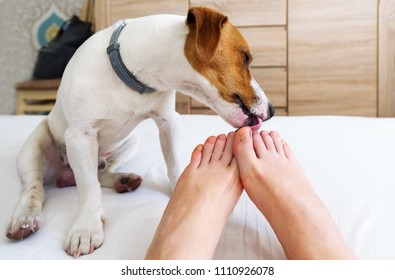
[145,132,242,259]
[233,127,356,260]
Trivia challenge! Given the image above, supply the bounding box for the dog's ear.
[186,7,228,62]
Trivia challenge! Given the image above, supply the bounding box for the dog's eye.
[243,52,251,66]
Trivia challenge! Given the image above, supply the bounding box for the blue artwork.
[33,4,67,49]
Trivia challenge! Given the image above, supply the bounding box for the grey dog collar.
[107,20,156,94]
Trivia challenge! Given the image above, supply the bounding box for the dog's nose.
[268,103,275,119]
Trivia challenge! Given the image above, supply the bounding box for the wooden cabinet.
[379,0,395,117]
[94,0,187,31]
[288,0,378,116]
[94,0,395,117]
[190,0,287,26]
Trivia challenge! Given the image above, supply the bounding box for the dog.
[6,7,274,257]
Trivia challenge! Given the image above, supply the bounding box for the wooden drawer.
[288,0,377,116]
[108,0,187,26]
[251,67,287,107]
[190,0,286,26]
[95,0,188,30]
[239,27,287,67]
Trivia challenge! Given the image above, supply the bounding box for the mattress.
[1,114,395,260]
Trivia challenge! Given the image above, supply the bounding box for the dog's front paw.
[65,214,106,258]
[6,212,42,240]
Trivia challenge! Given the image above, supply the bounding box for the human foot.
[145,132,243,259]
[233,127,356,260]
[233,128,309,213]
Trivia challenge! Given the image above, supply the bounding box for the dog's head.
[184,7,274,131]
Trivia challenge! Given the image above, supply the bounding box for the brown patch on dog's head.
[184,7,258,109]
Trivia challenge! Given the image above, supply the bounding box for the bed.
[1,114,395,260]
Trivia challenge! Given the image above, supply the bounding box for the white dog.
[6,7,274,257]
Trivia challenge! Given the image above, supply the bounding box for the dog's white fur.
[7,9,273,257]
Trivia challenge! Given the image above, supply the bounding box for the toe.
[220,132,235,165]
[269,131,285,155]
[189,144,203,168]
[233,127,257,176]
[212,134,226,161]
[201,136,216,165]
[261,130,275,151]
[253,130,268,158]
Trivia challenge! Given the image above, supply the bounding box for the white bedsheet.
[0,114,395,260]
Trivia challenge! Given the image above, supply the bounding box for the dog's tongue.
[249,116,262,133]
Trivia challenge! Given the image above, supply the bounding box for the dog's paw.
[6,213,41,240]
[114,174,142,193]
[65,214,106,258]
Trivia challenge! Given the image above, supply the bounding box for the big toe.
[233,127,257,174]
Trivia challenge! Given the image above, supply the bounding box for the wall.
[0,0,83,114]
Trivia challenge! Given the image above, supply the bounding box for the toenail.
[237,127,251,142]
[207,136,216,143]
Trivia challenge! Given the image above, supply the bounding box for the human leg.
[145,132,242,259]
[233,127,356,260]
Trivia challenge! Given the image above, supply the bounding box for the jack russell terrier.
[6,7,274,257]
